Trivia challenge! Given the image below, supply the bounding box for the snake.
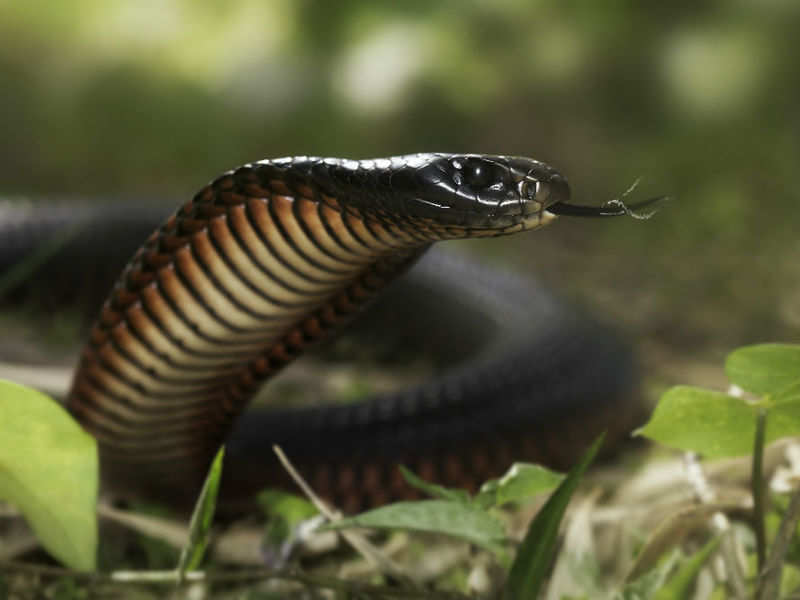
[0,154,657,511]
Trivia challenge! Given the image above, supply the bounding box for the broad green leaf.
[475,462,563,509]
[398,464,471,503]
[654,536,720,600]
[177,445,224,574]
[764,388,800,447]
[0,379,97,570]
[636,386,759,458]
[725,344,800,397]
[639,385,800,458]
[324,499,505,552]
[504,434,604,600]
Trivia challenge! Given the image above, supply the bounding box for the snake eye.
[519,179,540,200]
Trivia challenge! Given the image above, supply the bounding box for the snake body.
[2,154,645,509]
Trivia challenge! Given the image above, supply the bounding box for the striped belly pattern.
[65,154,568,501]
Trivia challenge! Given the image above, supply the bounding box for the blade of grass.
[757,482,800,599]
[503,433,604,600]
[176,445,224,576]
[653,536,720,600]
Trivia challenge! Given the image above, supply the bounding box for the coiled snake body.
[2,154,648,510]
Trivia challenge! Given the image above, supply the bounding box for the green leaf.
[257,489,318,545]
[0,379,97,571]
[636,386,759,458]
[764,390,800,446]
[177,445,224,574]
[654,536,720,600]
[504,434,604,600]
[398,464,471,503]
[770,379,800,407]
[725,344,800,397]
[475,462,564,509]
[257,489,317,522]
[323,499,506,552]
[639,384,800,458]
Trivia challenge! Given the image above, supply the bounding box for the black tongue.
[547,195,667,219]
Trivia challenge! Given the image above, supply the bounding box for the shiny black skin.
[256,154,571,229]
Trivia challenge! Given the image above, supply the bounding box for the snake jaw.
[521,207,558,231]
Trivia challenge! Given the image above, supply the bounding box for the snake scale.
[1,154,653,510]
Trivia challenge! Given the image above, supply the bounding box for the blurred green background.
[1,1,798,382]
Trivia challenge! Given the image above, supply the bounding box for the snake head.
[377,153,571,232]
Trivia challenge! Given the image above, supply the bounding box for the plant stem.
[757,480,800,599]
[752,408,768,572]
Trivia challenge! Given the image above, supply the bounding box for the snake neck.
[65,154,566,501]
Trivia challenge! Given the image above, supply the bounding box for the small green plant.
[325,458,568,555]
[6,342,800,598]
[639,343,800,599]
[321,436,600,598]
